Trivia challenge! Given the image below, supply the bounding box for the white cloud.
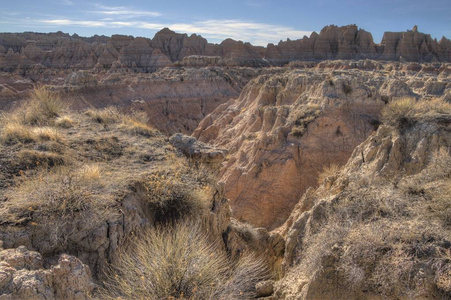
[89,4,162,18]
[36,18,311,46]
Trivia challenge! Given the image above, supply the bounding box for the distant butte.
[0,25,450,72]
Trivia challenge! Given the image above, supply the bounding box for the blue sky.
[1,0,450,46]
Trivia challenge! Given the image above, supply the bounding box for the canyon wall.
[193,61,451,229]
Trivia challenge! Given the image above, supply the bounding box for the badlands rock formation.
[0,246,94,300]
[1,67,269,134]
[193,61,451,229]
[1,25,450,74]
[273,101,451,299]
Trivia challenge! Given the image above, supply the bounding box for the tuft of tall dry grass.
[103,222,268,300]
[0,86,67,144]
[85,106,156,136]
[24,86,66,125]
[85,107,122,124]
[2,166,117,245]
[0,122,36,144]
[381,97,451,131]
[317,163,341,185]
[141,171,210,224]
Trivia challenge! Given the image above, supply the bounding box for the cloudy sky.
[0,0,450,46]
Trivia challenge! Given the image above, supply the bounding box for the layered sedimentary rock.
[1,25,450,73]
[273,103,451,299]
[59,67,268,134]
[193,61,451,229]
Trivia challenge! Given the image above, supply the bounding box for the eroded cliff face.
[193,61,451,229]
[60,67,252,135]
[1,25,450,75]
[273,101,451,299]
[0,67,273,135]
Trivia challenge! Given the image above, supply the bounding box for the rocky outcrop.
[169,133,227,165]
[0,246,94,300]
[193,61,451,229]
[273,105,451,299]
[267,25,377,63]
[151,28,209,62]
[0,107,239,291]
[0,25,450,73]
[65,71,98,86]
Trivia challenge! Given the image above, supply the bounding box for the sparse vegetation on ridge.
[0,87,270,300]
[381,97,451,131]
[282,100,451,299]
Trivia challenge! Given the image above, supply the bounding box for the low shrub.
[290,105,321,138]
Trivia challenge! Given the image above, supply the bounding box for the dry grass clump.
[3,166,116,244]
[85,106,122,124]
[382,97,451,131]
[85,107,156,136]
[33,127,65,143]
[17,149,67,169]
[0,122,36,144]
[290,105,321,137]
[55,115,75,128]
[140,170,210,224]
[317,163,341,185]
[78,164,101,180]
[121,118,156,137]
[103,222,268,300]
[7,86,66,126]
[0,86,66,144]
[25,87,66,125]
